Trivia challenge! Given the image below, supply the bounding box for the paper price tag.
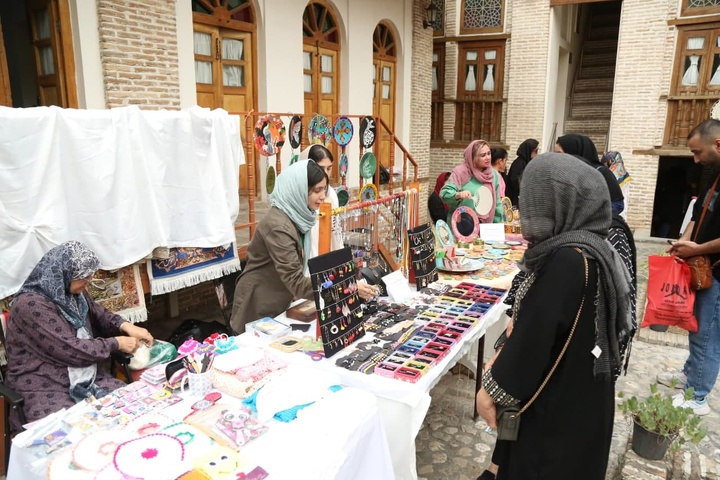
[382,270,413,304]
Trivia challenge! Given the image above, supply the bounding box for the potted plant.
[618,382,707,460]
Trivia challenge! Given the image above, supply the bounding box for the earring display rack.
[308,247,366,358]
[407,224,437,289]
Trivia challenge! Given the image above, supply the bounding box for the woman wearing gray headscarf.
[6,241,153,428]
[475,153,632,479]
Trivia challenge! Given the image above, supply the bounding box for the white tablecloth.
[238,299,508,480]
[7,369,393,480]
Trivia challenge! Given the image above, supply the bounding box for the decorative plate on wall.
[339,153,349,177]
[266,166,276,194]
[308,114,331,146]
[336,185,349,206]
[359,183,379,203]
[333,116,354,146]
[435,220,454,247]
[289,115,302,149]
[359,116,376,149]
[360,151,377,180]
[501,196,514,222]
[253,114,286,157]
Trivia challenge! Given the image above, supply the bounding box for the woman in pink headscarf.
[440,140,503,228]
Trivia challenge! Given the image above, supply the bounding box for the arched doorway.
[302,0,340,182]
[372,21,397,169]
[191,0,256,193]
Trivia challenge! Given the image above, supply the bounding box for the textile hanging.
[147,244,241,295]
[0,105,243,298]
[88,265,147,323]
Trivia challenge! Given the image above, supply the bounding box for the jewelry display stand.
[308,247,366,358]
[407,224,437,289]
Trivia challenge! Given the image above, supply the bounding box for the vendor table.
[238,295,508,480]
[7,368,393,480]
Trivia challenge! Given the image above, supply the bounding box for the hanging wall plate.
[308,114,331,146]
[359,116,376,149]
[336,185,349,206]
[451,206,480,244]
[360,151,377,180]
[333,116,354,146]
[266,165,276,194]
[359,183,379,203]
[253,114,286,157]
[289,115,302,149]
[435,220,455,247]
[339,153,349,177]
[501,196,514,222]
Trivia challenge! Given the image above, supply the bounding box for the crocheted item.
[210,352,287,399]
[161,422,216,462]
[234,354,287,383]
[209,369,255,399]
[113,433,186,479]
[48,449,95,480]
[178,339,200,356]
[72,430,131,472]
[122,412,175,436]
[193,445,242,478]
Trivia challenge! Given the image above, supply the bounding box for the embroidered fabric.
[482,369,521,407]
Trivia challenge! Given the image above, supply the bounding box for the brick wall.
[410,0,434,224]
[96,0,181,109]
[609,0,678,230]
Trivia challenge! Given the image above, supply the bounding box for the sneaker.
[657,371,687,389]
[672,393,711,416]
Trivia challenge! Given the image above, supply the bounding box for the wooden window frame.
[681,1,720,18]
[670,26,720,95]
[432,43,445,101]
[456,40,505,100]
[431,0,445,37]
[459,0,505,35]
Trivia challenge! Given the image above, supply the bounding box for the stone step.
[588,25,619,41]
[583,39,619,54]
[581,52,620,67]
[620,450,667,479]
[578,64,616,80]
[568,102,614,118]
[575,77,615,92]
[572,91,613,105]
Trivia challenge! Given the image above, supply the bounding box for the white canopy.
[0,105,243,298]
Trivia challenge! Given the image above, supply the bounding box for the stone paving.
[415,238,720,479]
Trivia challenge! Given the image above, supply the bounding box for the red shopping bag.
[641,255,698,332]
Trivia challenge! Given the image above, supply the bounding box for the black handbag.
[496,252,588,442]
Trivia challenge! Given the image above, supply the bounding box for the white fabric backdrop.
[0,105,244,298]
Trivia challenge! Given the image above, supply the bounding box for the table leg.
[473,334,485,419]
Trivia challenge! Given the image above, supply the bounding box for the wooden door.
[302,1,341,183]
[373,23,397,169]
[0,21,11,106]
[27,0,76,107]
[194,24,254,191]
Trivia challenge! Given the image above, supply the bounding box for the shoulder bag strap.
[693,174,720,243]
[518,250,588,415]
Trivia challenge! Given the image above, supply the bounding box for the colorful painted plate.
[253,114,286,157]
[435,220,454,247]
[502,197,514,222]
[482,252,505,260]
[266,165,276,194]
[505,240,522,246]
[437,258,484,273]
[336,186,349,206]
[339,152,349,177]
[359,183,379,202]
[451,206,480,244]
[488,249,509,256]
[492,243,511,249]
[360,151,377,180]
[359,116,376,149]
[289,115,302,149]
[308,114,331,146]
[333,116,354,147]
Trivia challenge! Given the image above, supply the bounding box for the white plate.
[437,258,484,273]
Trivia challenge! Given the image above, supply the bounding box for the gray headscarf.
[517,153,632,380]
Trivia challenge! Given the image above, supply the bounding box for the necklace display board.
[407,225,437,289]
[308,247,366,358]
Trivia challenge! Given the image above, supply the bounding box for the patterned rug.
[147,244,241,295]
[88,264,147,323]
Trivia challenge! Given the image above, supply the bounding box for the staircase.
[564,1,622,154]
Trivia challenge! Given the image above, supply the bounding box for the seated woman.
[440,140,503,231]
[5,241,153,428]
[428,172,450,225]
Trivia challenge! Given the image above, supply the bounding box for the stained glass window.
[462,0,503,33]
[687,0,720,8]
[682,0,720,15]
